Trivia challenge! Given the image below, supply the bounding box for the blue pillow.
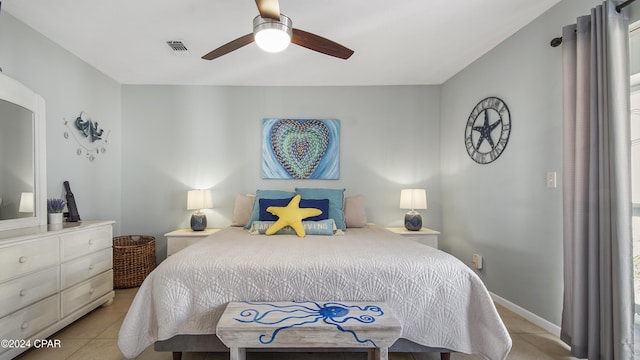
[295,188,346,230]
[259,198,330,222]
[244,190,296,229]
[249,219,337,236]
[299,198,330,221]
[259,198,292,221]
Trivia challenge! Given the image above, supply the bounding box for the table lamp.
[400,189,427,231]
[187,189,212,231]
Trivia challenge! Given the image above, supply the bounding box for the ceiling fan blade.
[255,0,280,20]
[291,29,354,60]
[202,33,255,60]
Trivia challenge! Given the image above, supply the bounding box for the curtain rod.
[549,0,636,47]
[617,0,636,12]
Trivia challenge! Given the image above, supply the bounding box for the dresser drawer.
[0,295,59,353]
[60,226,113,261]
[0,237,59,282]
[0,268,59,318]
[61,248,112,289]
[61,270,113,317]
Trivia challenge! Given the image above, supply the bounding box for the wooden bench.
[216,301,402,360]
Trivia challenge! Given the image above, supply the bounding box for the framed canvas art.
[262,118,340,179]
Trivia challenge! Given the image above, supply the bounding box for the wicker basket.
[113,235,156,289]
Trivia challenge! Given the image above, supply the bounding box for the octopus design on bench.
[234,301,384,346]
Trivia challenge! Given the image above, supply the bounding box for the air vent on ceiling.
[166,40,190,55]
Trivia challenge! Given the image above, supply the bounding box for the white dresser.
[0,221,115,360]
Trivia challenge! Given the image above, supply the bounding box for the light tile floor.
[15,288,579,360]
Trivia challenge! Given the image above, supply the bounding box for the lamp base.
[191,213,207,231]
[404,211,422,231]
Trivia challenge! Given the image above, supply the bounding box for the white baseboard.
[490,292,561,337]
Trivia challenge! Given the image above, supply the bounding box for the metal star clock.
[464,96,511,164]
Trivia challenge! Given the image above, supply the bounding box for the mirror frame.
[0,73,47,231]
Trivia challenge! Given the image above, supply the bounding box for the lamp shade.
[187,190,213,210]
[18,192,34,213]
[399,189,427,210]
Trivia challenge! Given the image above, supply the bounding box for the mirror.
[0,99,35,220]
[0,73,46,231]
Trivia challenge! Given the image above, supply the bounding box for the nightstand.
[386,227,440,249]
[165,228,220,256]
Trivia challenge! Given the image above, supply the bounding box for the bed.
[118,225,511,359]
[117,189,511,359]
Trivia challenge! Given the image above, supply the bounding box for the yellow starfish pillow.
[265,194,323,237]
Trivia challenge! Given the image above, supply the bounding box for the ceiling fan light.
[253,15,292,53]
[255,29,291,52]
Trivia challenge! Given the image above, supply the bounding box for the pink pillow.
[230,194,256,227]
[344,194,367,228]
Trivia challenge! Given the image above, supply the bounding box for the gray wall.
[121,85,442,260]
[439,0,601,325]
[0,12,123,233]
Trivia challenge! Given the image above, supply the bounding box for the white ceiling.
[2,0,561,86]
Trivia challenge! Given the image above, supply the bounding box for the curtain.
[561,1,634,359]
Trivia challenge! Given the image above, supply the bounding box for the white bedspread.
[118,225,511,359]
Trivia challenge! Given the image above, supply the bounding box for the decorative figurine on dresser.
[0,72,116,360]
[63,181,81,222]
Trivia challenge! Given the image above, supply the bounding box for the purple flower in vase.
[47,198,66,213]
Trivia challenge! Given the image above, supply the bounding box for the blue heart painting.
[262,119,340,179]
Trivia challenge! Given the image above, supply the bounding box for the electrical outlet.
[472,254,483,270]
[546,171,557,188]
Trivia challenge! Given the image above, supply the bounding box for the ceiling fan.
[202,0,354,61]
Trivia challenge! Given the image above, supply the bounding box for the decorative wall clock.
[63,112,111,162]
[464,97,511,164]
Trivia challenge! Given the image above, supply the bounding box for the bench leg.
[367,347,388,360]
[229,347,246,360]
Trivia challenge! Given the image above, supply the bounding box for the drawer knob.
[89,287,95,294]
[21,322,28,330]
[18,256,27,263]
[89,264,94,270]
[19,289,26,296]
[88,239,93,245]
